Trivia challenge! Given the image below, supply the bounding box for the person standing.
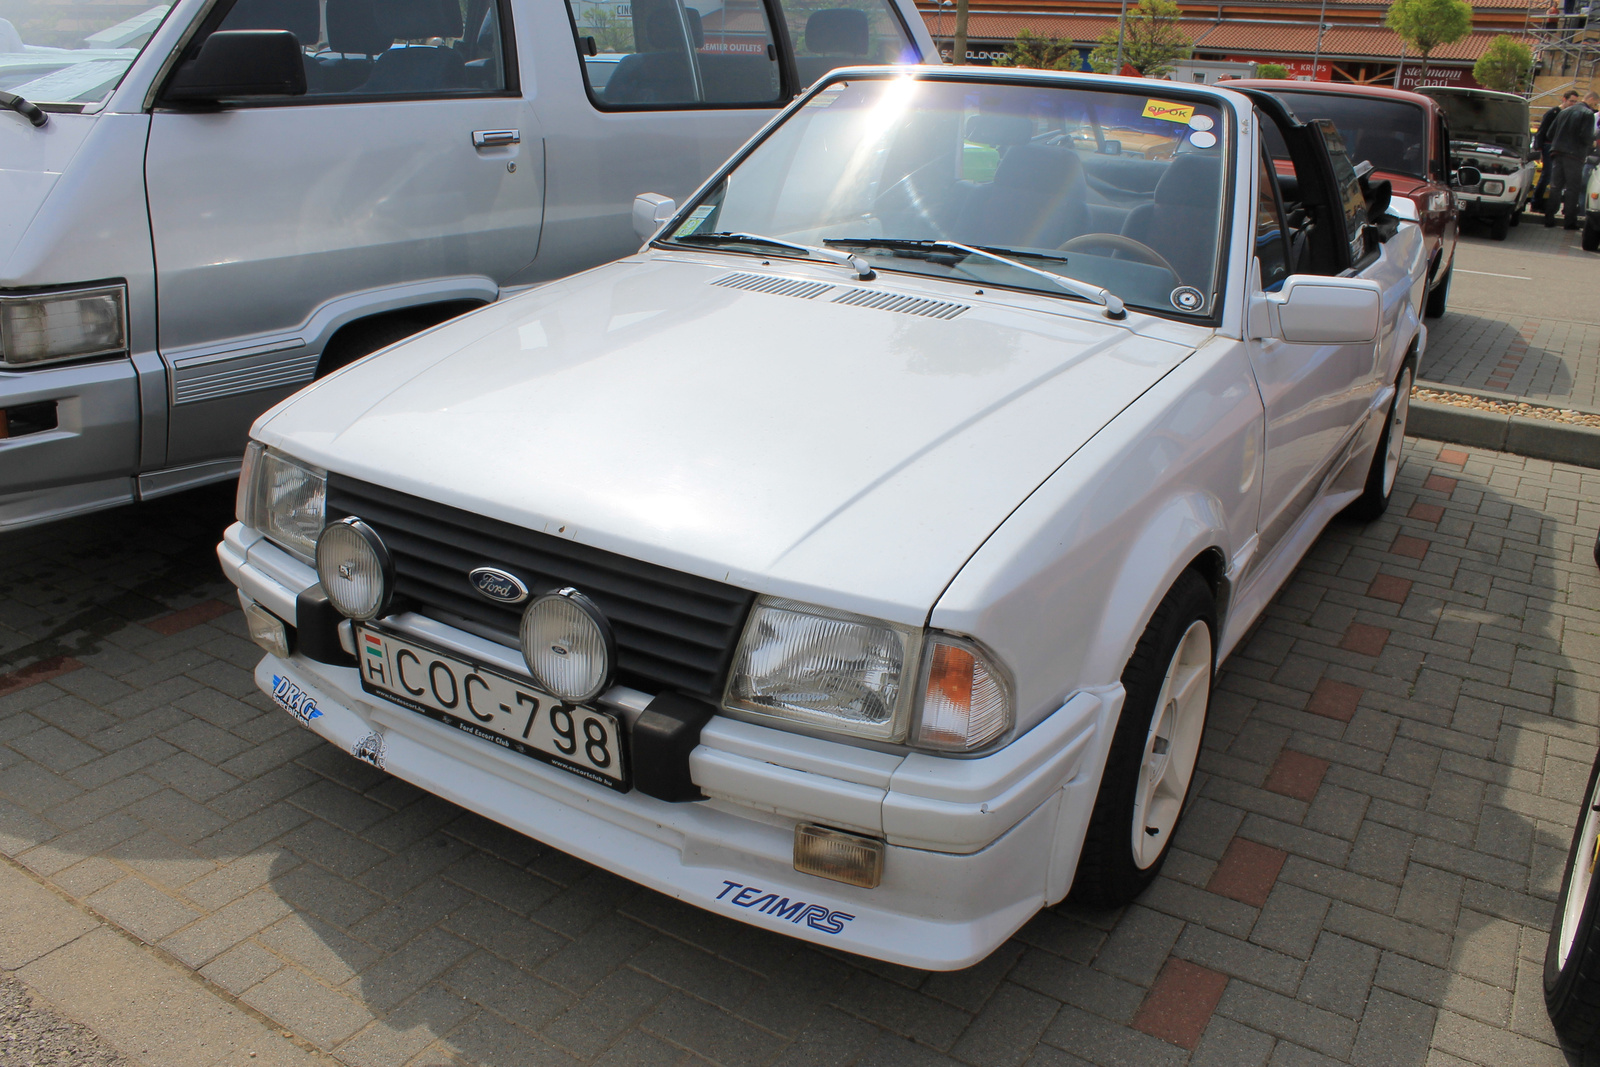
[1534,90,1580,213]
[1544,92,1599,229]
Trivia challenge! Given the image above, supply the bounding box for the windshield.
[0,0,171,107]
[1425,91,1529,153]
[1264,91,1429,179]
[662,75,1230,317]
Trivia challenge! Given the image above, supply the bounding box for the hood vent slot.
[711,273,835,299]
[831,289,969,320]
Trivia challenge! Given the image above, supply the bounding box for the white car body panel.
[222,72,1430,968]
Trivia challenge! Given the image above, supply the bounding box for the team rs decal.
[715,881,855,934]
[1141,99,1196,123]
[271,674,323,725]
[351,731,387,770]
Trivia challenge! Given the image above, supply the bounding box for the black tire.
[1491,214,1510,240]
[1583,215,1600,253]
[1509,207,1521,226]
[1344,362,1414,523]
[1071,570,1215,907]
[1545,751,1600,1048]
[1424,266,1451,319]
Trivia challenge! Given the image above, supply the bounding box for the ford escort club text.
[219,68,1427,969]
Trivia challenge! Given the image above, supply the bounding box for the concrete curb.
[1408,399,1600,468]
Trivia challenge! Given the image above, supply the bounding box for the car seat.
[1120,153,1223,287]
[603,6,698,105]
[952,117,1091,250]
[796,8,868,86]
[320,0,389,91]
[363,0,467,93]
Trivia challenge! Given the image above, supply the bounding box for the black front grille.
[327,476,756,700]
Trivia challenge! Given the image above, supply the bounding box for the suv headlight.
[723,596,1014,750]
[1481,180,1505,195]
[237,441,326,562]
[0,283,127,367]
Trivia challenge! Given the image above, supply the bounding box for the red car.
[1229,80,1461,319]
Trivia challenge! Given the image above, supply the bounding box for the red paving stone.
[1339,622,1391,657]
[1390,534,1430,560]
[1208,837,1290,908]
[1264,750,1331,802]
[1308,678,1364,722]
[145,599,236,636]
[1368,574,1413,604]
[0,656,83,699]
[1132,958,1231,1050]
[1423,474,1458,494]
[1436,448,1470,466]
[1408,502,1445,523]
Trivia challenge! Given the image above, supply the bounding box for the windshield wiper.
[824,238,1127,320]
[0,91,48,129]
[674,231,875,280]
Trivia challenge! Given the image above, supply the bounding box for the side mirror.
[1100,139,1122,155]
[1248,276,1382,344]
[1453,165,1482,187]
[633,193,676,241]
[165,30,307,101]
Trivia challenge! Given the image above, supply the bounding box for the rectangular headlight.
[724,597,920,742]
[0,284,127,367]
[238,441,326,562]
[1481,180,1505,195]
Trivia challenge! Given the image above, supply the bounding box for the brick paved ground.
[2,440,1599,1067]
[1422,212,1600,409]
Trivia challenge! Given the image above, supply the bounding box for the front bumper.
[220,523,1118,969]
[1457,192,1519,216]
[0,357,141,529]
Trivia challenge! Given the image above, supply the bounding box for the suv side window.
[1255,150,1291,290]
[568,0,783,108]
[771,0,918,88]
[212,0,512,98]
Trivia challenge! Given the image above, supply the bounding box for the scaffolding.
[1526,0,1600,103]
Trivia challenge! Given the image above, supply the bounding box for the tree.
[1473,34,1533,92]
[1088,0,1193,79]
[1386,0,1473,85]
[994,28,1079,70]
[1255,62,1290,79]
[953,0,968,65]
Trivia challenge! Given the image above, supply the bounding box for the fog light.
[316,517,393,621]
[520,587,615,703]
[243,601,292,658]
[794,824,884,888]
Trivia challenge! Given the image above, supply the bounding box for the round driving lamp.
[520,588,615,704]
[315,517,393,621]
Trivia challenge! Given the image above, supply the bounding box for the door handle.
[472,129,520,148]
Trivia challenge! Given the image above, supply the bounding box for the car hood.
[0,112,95,273]
[259,254,1201,622]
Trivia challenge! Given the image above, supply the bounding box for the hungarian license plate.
[354,624,629,792]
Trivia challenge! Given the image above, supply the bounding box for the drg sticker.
[271,674,323,726]
[1170,286,1206,313]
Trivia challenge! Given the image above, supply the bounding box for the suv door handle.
[472,129,520,148]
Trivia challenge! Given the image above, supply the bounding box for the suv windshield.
[1264,91,1429,179]
[663,75,1229,317]
[0,0,172,107]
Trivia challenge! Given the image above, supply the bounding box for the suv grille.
[327,476,755,700]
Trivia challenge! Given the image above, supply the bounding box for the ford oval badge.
[468,567,529,605]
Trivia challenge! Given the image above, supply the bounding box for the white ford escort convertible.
[220,67,1427,969]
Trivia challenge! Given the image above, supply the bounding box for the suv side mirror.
[633,193,676,241]
[1248,276,1382,344]
[165,30,307,102]
[1452,165,1482,187]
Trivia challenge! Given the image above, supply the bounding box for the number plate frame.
[354,624,630,792]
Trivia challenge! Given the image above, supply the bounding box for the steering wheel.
[1056,233,1178,276]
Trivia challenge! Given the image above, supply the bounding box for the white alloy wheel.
[1131,619,1212,869]
[1382,368,1413,499]
[1558,791,1600,969]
